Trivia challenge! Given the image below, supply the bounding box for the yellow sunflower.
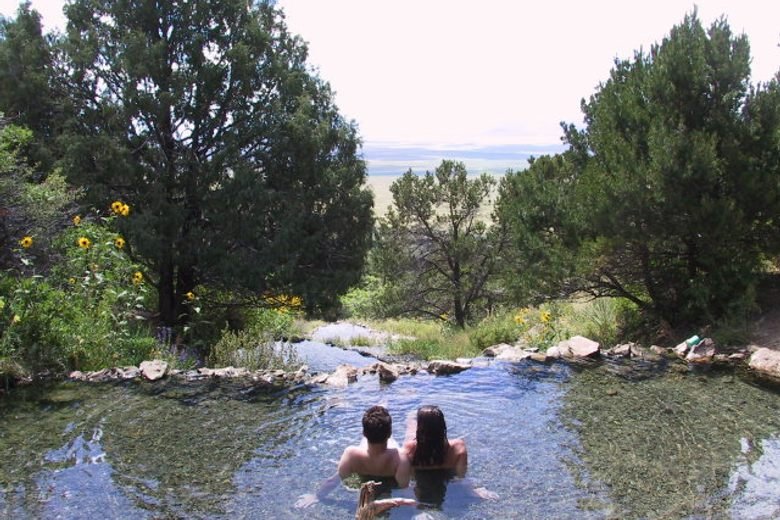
[111,200,124,214]
[132,271,144,285]
[114,237,126,249]
[19,236,33,249]
[185,291,195,301]
[72,215,82,226]
[120,204,131,217]
[540,310,552,324]
[78,237,91,249]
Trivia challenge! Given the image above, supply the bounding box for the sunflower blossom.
[114,237,126,249]
[120,204,131,217]
[111,200,124,214]
[185,291,195,301]
[132,271,144,285]
[72,215,81,226]
[19,236,33,248]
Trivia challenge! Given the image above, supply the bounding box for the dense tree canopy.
[51,0,373,324]
[373,160,505,327]
[497,11,780,327]
[0,2,60,169]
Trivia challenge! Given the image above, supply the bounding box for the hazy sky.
[2,0,779,153]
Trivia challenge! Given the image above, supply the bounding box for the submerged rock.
[427,360,471,375]
[324,364,359,387]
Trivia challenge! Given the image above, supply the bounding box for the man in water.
[295,405,413,508]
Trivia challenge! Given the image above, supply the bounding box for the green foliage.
[57,0,373,326]
[468,312,520,351]
[373,160,506,328]
[367,317,478,360]
[494,153,582,304]
[0,3,60,168]
[566,299,621,348]
[1,214,156,377]
[207,328,300,371]
[244,306,303,340]
[497,10,780,328]
[340,275,389,319]
[0,123,82,274]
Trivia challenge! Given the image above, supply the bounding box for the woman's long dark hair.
[412,405,448,467]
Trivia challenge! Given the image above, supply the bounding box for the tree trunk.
[158,254,176,327]
[176,263,195,325]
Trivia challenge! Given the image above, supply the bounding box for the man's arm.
[337,446,356,479]
[294,472,341,509]
[295,448,355,509]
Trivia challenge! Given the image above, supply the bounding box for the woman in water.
[403,405,468,477]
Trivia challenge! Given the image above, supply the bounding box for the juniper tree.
[58,0,373,325]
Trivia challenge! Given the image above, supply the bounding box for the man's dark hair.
[362,405,392,444]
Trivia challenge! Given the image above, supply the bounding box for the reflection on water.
[1,351,779,519]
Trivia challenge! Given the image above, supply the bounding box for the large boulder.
[427,360,471,375]
[482,343,514,357]
[324,364,359,387]
[556,336,600,359]
[140,359,169,381]
[685,338,717,364]
[374,362,399,383]
[748,348,780,382]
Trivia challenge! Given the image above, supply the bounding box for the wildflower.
[185,291,195,301]
[120,204,131,217]
[19,236,33,249]
[72,215,81,226]
[540,310,552,323]
[68,277,77,284]
[132,271,143,285]
[114,237,126,249]
[111,200,124,214]
[78,237,91,249]
[12,314,21,324]
[439,313,449,322]
[513,313,525,325]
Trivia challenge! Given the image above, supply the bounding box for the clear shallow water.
[1,349,779,519]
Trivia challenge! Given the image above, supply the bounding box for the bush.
[207,327,301,371]
[469,312,520,351]
[340,275,388,319]
[1,215,157,376]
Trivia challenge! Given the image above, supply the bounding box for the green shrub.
[340,275,388,319]
[1,217,157,376]
[469,312,520,350]
[207,327,301,370]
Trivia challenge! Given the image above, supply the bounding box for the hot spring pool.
[1,351,779,519]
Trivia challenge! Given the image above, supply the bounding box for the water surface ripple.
[1,348,779,519]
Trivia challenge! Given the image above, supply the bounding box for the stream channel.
[1,325,779,519]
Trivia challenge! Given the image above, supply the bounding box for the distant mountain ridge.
[362,142,565,175]
[363,143,564,175]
